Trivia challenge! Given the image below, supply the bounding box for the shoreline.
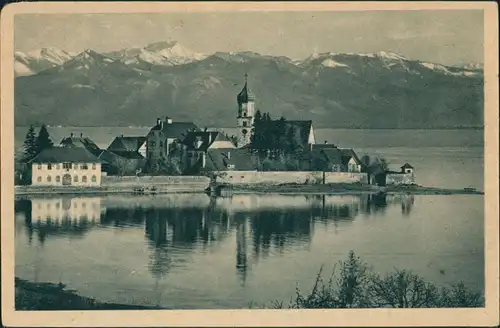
[15,183,484,197]
[225,183,484,196]
[15,278,163,310]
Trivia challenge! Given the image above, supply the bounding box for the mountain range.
[14,41,484,128]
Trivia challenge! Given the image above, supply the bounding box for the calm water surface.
[15,192,483,309]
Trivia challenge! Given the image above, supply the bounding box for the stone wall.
[101,175,210,192]
[386,173,414,185]
[215,171,368,185]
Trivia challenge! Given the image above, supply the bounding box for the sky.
[14,10,484,65]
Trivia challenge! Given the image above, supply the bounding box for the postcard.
[1,1,498,327]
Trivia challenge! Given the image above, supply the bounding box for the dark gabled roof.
[110,151,146,160]
[401,163,414,169]
[340,148,362,165]
[182,131,234,151]
[237,82,255,104]
[315,148,344,165]
[59,136,102,157]
[205,148,255,171]
[307,147,362,167]
[30,147,100,163]
[99,149,146,164]
[107,136,146,152]
[149,121,199,139]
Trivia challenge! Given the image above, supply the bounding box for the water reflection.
[15,193,413,282]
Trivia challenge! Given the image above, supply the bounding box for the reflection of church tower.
[236,218,248,284]
[236,73,255,148]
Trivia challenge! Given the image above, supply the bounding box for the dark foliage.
[273,251,484,309]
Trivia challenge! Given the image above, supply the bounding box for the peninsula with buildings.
[15,75,481,196]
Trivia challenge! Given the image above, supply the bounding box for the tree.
[368,269,440,308]
[22,125,37,162]
[336,251,373,308]
[360,155,371,172]
[35,125,54,154]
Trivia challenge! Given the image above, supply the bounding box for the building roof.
[182,131,234,151]
[401,163,414,169]
[205,148,255,171]
[107,136,146,152]
[237,82,255,104]
[99,149,146,163]
[109,150,146,160]
[341,148,362,165]
[309,147,363,167]
[149,120,199,139]
[59,136,102,157]
[30,147,100,164]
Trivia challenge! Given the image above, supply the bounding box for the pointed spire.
[237,72,255,104]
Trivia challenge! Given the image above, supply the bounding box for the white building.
[29,147,102,186]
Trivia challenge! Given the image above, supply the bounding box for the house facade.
[180,130,245,173]
[29,147,102,186]
[146,116,199,171]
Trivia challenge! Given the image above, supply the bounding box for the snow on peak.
[375,51,407,61]
[14,47,76,76]
[110,40,207,67]
[26,47,76,64]
[321,58,348,68]
[462,63,483,70]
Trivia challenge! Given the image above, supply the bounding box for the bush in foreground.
[271,251,484,309]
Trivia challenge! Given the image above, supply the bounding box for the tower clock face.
[242,129,248,135]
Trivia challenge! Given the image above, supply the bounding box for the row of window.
[36,175,97,183]
[38,163,97,170]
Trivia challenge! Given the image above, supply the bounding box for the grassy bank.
[259,251,484,309]
[226,183,484,196]
[15,278,162,310]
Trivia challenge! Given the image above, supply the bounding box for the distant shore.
[15,182,483,197]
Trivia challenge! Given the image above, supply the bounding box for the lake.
[13,127,484,308]
[15,192,484,309]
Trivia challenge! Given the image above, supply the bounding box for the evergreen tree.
[35,124,54,154]
[275,116,287,151]
[22,125,37,162]
[251,110,263,150]
[285,126,299,154]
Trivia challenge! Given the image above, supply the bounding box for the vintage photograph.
[1,2,498,327]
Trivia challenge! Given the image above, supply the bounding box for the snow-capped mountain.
[105,40,207,67]
[15,46,483,129]
[461,63,484,70]
[297,51,482,77]
[14,48,76,76]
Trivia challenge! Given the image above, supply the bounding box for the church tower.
[236,73,255,148]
